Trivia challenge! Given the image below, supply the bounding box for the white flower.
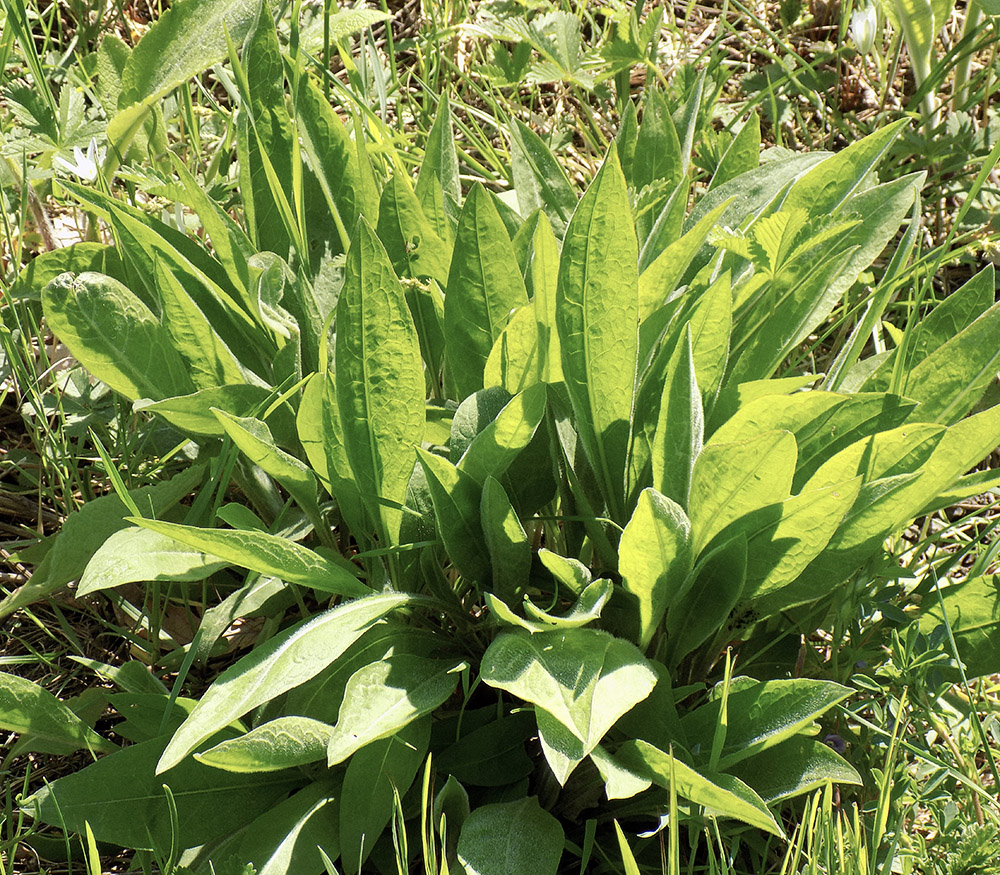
[850,3,878,56]
[53,137,106,182]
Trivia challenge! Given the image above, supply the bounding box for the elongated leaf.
[339,719,429,875]
[418,449,490,583]
[445,184,530,398]
[416,94,461,221]
[618,740,781,835]
[196,717,334,772]
[557,148,639,522]
[481,476,531,604]
[78,527,229,596]
[337,218,424,545]
[459,383,547,484]
[457,797,564,875]
[0,672,116,756]
[157,593,410,772]
[487,579,613,634]
[482,304,543,393]
[918,575,1000,678]
[482,629,656,782]
[688,430,797,554]
[25,734,300,853]
[620,488,692,649]
[526,212,563,382]
[730,736,861,803]
[257,795,337,875]
[131,519,367,597]
[509,119,577,234]
[436,711,536,786]
[710,111,760,190]
[376,174,452,284]
[326,655,463,764]
[680,678,853,769]
[43,272,194,401]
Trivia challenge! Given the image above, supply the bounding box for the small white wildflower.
[53,137,106,182]
[850,3,878,56]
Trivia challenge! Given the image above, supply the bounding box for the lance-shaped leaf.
[620,488,692,649]
[481,629,656,783]
[157,592,411,772]
[336,217,425,545]
[616,740,782,835]
[486,579,613,634]
[509,119,577,235]
[445,184,530,398]
[918,575,1000,678]
[131,518,367,597]
[326,654,465,764]
[195,716,334,772]
[0,672,117,756]
[729,736,861,803]
[688,430,797,555]
[557,148,639,522]
[458,383,547,484]
[482,476,531,604]
[78,527,229,596]
[457,797,564,875]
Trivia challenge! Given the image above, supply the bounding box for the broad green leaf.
[538,547,592,596]
[0,672,116,756]
[43,272,194,401]
[617,739,781,835]
[450,386,512,460]
[509,119,577,235]
[591,745,652,800]
[781,119,909,216]
[901,297,1000,423]
[297,372,331,487]
[417,448,490,583]
[709,373,819,434]
[686,269,733,404]
[482,629,656,783]
[416,94,461,225]
[340,719,429,875]
[680,678,853,769]
[482,304,543,393]
[729,736,861,803]
[638,200,731,319]
[195,717,334,772]
[445,183,530,398]
[487,580,613,633]
[214,409,321,523]
[688,430,797,555]
[131,519,367,598]
[25,734,300,854]
[633,88,682,194]
[557,148,639,522]
[376,174,452,285]
[907,264,995,364]
[526,211,563,382]
[481,476,531,604]
[710,111,761,189]
[665,533,747,666]
[326,655,464,765]
[0,467,203,619]
[918,575,1000,678]
[336,218,424,545]
[651,330,704,508]
[157,593,410,772]
[620,488,692,648]
[230,780,340,875]
[6,241,125,303]
[459,383,547,484]
[456,797,564,875]
[436,710,536,786]
[78,527,229,596]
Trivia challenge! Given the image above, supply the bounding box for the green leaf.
[416,94,461,225]
[620,488,692,649]
[339,719,429,875]
[482,304,543,393]
[436,711,536,786]
[376,174,452,285]
[255,793,338,875]
[633,88,682,194]
[729,736,861,803]
[214,409,321,523]
[919,575,1000,678]
[336,217,425,545]
[43,272,195,401]
[509,119,577,235]
[458,383,547,484]
[0,672,116,756]
[617,740,782,835]
[195,717,334,772]
[25,734,300,854]
[326,655,464,765]
[157,592,411,772]
[417,449,490,583]
[481,476,531,604]
[557,148,639,522]
[525,211,563,382]
[130,519,367,597]
[680,678,853,769]
[710,111,760,189]
[456,797,564,875]
[0,466,203,619]
[487,580,613,633]
[78,527,229,596]
[592,746,652,800]
[481,629,656,783]
[665,533,746,666]
[445,184,530,399]
[688,430,797,555]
